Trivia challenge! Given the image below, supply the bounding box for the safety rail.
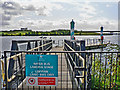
[64,39,120,89]
[84,38,110,46]
[3,50,120,90]
[1,39,53,89]
[86,38,100,46]
[53,40,64,47]
[64,40,86,89]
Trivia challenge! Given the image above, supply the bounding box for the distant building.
[21,28,27,31]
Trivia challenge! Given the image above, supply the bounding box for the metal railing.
[64,40,86,89]
[64,39,120,89]
[80,38,110,46]
[1,40,53,89]
[1,39,120,90]
[53,40,64,47]
[3,51,120,90]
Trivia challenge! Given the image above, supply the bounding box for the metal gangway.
[0,39,120,90]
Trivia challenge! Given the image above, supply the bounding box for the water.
[0,35,119,52]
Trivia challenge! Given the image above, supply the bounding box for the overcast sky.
[0,0,119,31]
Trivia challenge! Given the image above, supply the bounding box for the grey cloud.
[1,1,22,16]
[1,1,47,16]
[0,14,11,26]
[27,21,34,25]
[23,5,36,11]
[0,1,47,27]
[4,10,22,15]
[2,14,11,21]
[0,14,11,21]
[2,2,20,10]
[2,1,36,11]
[0,1,2,7]
[0,21,10,26]
[36,6,47,16]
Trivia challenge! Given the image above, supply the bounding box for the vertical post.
[39,40,42,51]
[93,39,94,45]
[80,40,86,89]
[118,54,120,82]
[84,53,86,90]
[58,40,59,47]
[87,39,88,46]
[27,41,31,50]
[80,40,85,58]
[51,40,52,50]
[4,51,8,90]
[9,41,18,78]
[96,39,97,45]
[89,39,90,45]
[70,19,75,40]
[35,41,38,51]
[0,52,1,90]
[100,26,104,44]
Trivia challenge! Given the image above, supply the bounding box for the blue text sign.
[25,55,58,77]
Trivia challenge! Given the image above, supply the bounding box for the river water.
[0,35,119,52]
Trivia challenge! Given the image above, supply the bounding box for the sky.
[0,0,119,31]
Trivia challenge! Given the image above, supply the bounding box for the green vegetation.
[0,29,110,36]
[91,44,120,89]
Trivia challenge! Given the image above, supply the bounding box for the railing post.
[87,39,88,46]
[0,52,1,90]
[80,40,85,58]
[58,40,59,47]
[118,54,120,81]
[42,39,44,51]
[96,39,97,45]
[9,41,18,78]
[93,39,94,45]
[39,40,42,51]
[84,53,87,90]
[4,51,8,90]
[35,41,38,51]
[27,41,31,50]
[51,40,53,50]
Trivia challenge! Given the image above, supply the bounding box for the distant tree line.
[0,29,110,36]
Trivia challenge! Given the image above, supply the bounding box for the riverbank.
[0,29,112,36]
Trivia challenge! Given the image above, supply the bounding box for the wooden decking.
[18,47,73,89]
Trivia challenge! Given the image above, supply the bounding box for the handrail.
[2,40,52,83]
[1,60,5,81]
[64,42,85,83]
[64,46,84,83]
[64,42,85,64]
[28,42,52,51]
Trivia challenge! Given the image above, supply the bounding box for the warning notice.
[25,55,58,86]
[26,77,57,86]
[38,77,56,85]
[28,78,35,85]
